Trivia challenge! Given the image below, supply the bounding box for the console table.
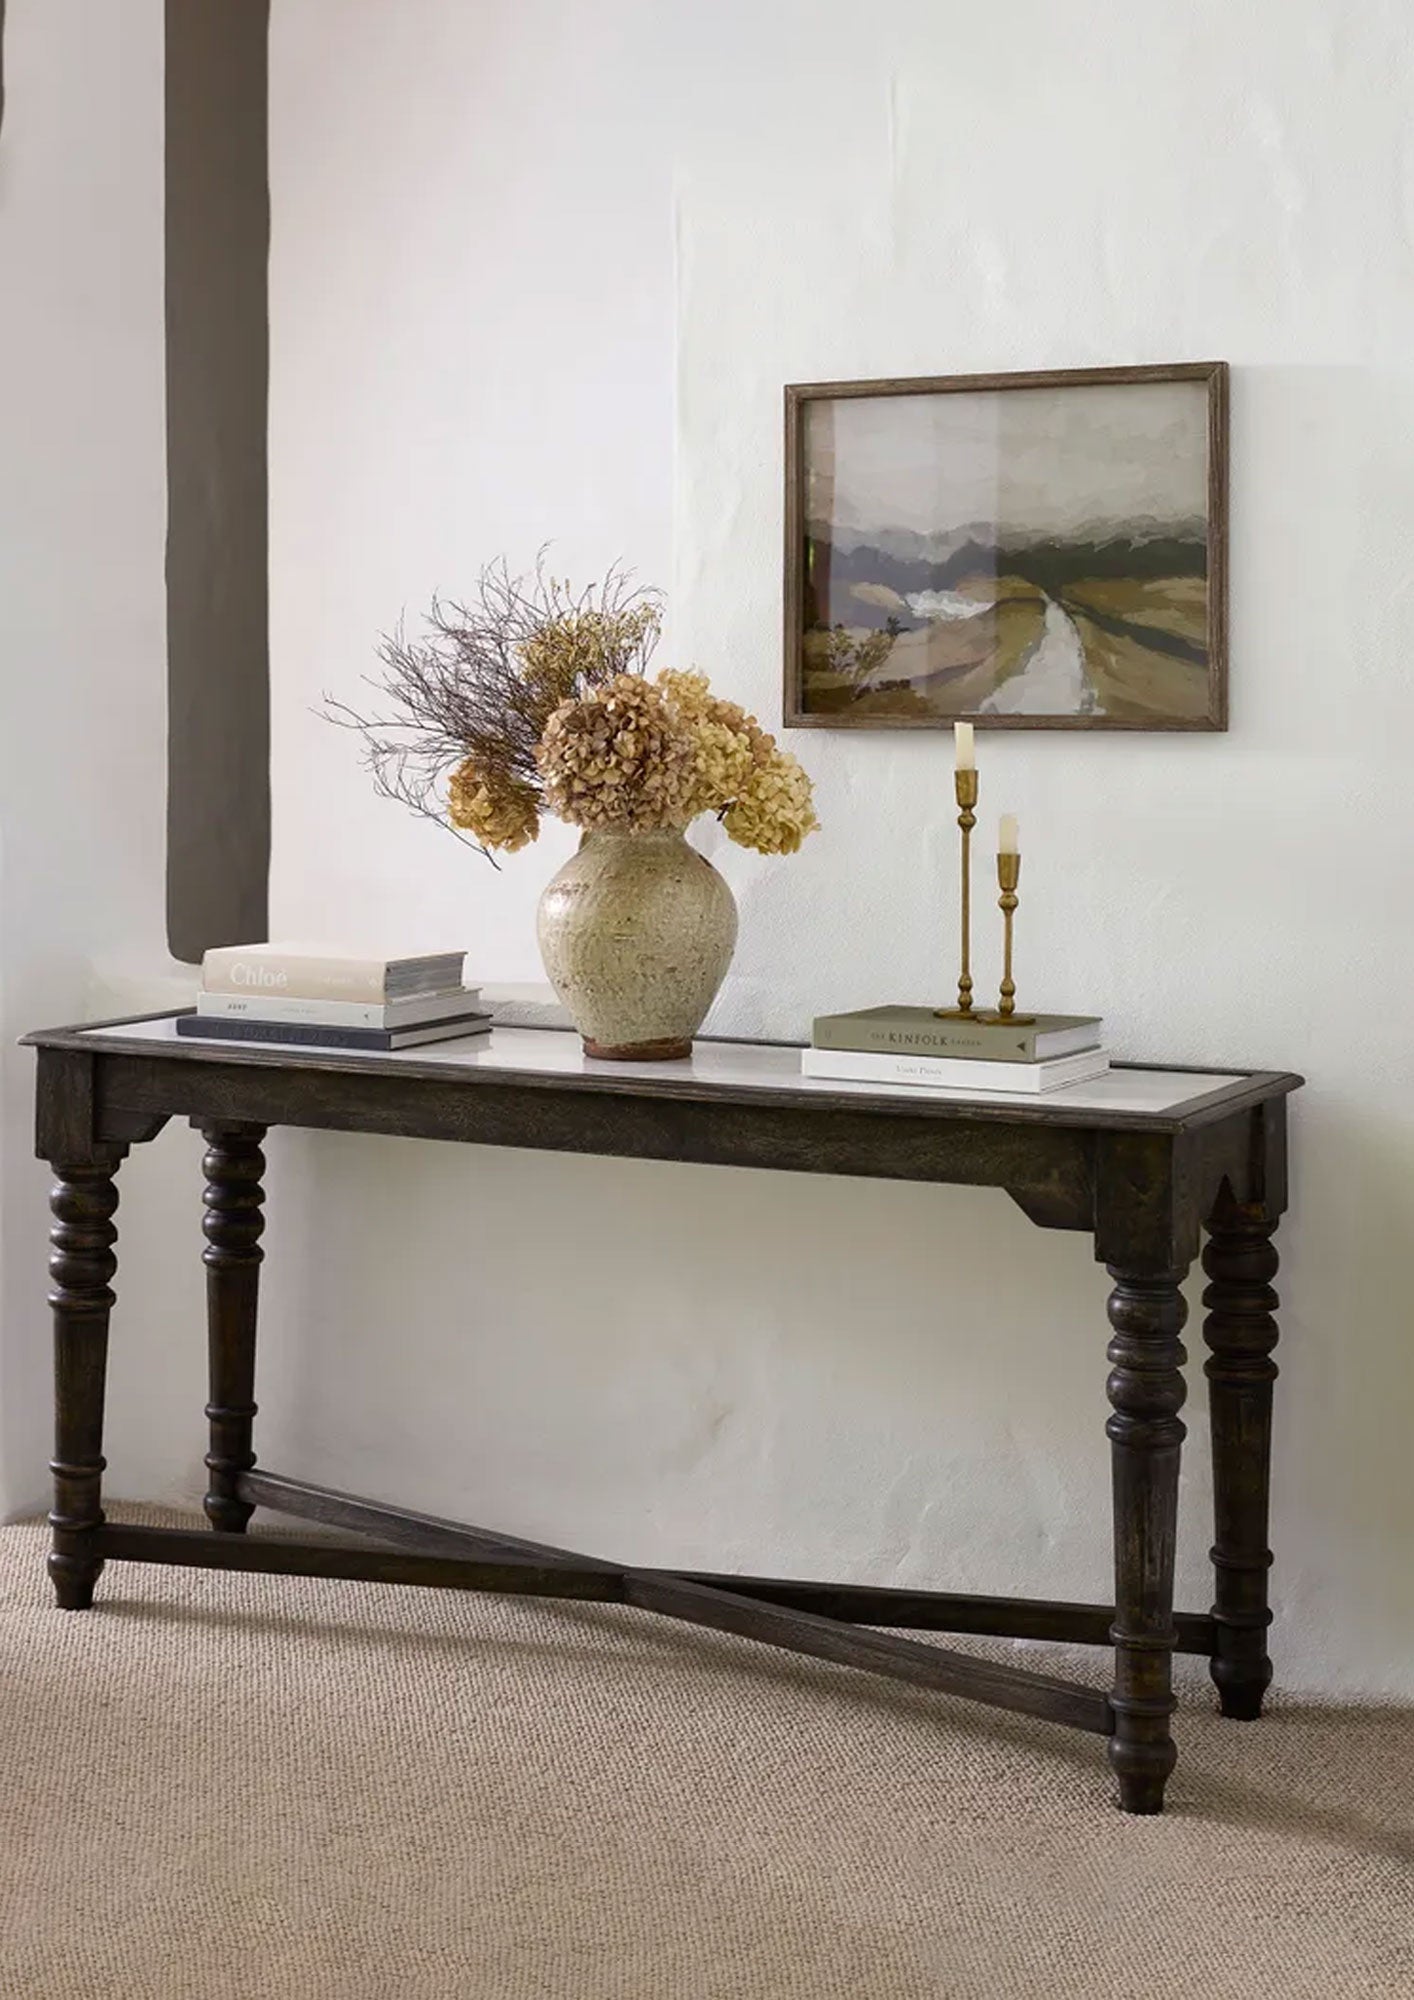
[24,1012,1300,1815]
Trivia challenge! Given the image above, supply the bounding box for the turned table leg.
[1105,1266,1189,1814]
[201,1123,267,1533]
[48,1159,124,1609]
[1203,1202,1279,1719]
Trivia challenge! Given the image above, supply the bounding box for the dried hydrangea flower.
[536,674,696,832]
[723,747,820,855]
[655,668,818,851]
[657,668,769,818]
[448,758,540,852]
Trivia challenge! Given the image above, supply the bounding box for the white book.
[800,1045,1110,1095]
[202,943,468,1002]
[196,988,483,1030]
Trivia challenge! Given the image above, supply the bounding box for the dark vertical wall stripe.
[165,0,270,962]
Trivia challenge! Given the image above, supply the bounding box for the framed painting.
[783,361,1227,731]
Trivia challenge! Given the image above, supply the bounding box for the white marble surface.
[83,1018,1243,1116]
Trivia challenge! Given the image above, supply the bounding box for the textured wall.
[255,0,1414,1691]
[0,0,209,1517]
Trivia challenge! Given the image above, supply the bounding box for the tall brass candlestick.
[934,765,979,1019]
[986,847,1036,1025]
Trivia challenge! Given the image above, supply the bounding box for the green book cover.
[810,1005,1103,1064]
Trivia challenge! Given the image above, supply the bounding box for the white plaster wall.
[269,0,1414,1692]
[0,0,208,1518]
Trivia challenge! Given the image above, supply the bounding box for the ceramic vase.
[536,827,737,1060]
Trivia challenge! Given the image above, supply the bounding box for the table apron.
[97,1053,1098,1207]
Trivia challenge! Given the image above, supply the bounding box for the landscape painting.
[784,363,1226,731]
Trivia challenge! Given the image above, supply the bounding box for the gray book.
[175,1010,492,1052]
[811,1004,1103,1064]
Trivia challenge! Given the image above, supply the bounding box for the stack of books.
[178,945,493,1052]
[802,1006,1108,1095]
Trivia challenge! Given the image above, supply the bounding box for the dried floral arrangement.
[326,561,818,862]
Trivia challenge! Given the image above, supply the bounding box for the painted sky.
[806,380,1209,540]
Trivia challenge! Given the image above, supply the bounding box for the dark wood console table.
[24,1012,1300,1815]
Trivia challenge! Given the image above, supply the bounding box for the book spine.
[803,1049,1050,1093]
[180,1014,397,1049]
[196,991,479,1029]
[812,1019,1043,1061]
[179,1013,490,1051]
[801,1048,1109,1093]
[201,950,392,1001]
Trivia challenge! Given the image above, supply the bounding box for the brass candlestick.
[983,851,1037,1025]
[934,767,979,1019]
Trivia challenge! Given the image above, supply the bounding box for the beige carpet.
[2,1511,1412,2000]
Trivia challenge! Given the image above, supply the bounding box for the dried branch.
[321,556,664,862]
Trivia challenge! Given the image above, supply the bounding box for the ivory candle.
[999,814,1019,854]
[954,722,975,771]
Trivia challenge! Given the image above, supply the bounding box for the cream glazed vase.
[536,826,738,1060]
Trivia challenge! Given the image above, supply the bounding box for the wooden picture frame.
[783,361,1228,732]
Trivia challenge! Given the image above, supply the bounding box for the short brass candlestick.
[983,850,1036,1025]
[934,766,979,1018]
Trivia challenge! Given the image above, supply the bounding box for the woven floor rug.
[2,1509,1411,1998]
